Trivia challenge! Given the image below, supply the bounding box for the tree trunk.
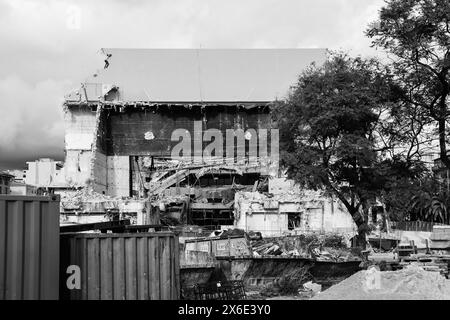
[355,222,369,249]
[350,208,369,249]
[438,101,450,169]
[329,187,370,249]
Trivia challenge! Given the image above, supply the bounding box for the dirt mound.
[313,264,450,300]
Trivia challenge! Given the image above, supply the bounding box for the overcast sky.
[0,0,386,169]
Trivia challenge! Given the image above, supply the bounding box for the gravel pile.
[313,264,450,300]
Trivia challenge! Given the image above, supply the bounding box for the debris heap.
[60,188,119,211]
[400,254,450,278]
[314,264,450,300]
[250,234,360,262]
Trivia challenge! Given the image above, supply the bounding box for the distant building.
[4,169,27,183]
[9,181,38,196]
[25,158,65,187]
[0,171,14,194]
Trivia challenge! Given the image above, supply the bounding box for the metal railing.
[391,221,446,232]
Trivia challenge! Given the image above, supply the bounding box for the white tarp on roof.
[66,48,327,103]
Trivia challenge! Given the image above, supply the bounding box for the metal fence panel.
[60,232,179,300]
[393,221,445,232]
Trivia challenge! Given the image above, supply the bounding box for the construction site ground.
[244,265,450,300]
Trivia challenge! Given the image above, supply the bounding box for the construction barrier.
[393,221,446,232]
[60,232,180,300]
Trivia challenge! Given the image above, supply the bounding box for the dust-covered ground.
[313,264,450,300]
[246,265,450,300]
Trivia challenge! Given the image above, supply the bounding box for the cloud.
[0,0,386,169]
[0,75,68,168]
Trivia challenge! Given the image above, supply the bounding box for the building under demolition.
[61,48,355,234]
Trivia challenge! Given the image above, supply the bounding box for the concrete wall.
[64,106,97,187]
[92,152,107,194]
[64,150,92,186]
[90,106,108,194]
[64,106,97,149]
[9,185,26,195]
[301,200,356,233]
[106,106,271,158]
[25,159,64,187]
[107,156,130,197]
[234,195,291,237]
[63,108,129,195]
[10,184,38,196]
[242,212,289,237]
[268,177,301,194]
[234,191,357,237]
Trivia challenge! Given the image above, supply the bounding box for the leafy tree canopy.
[367,0,450,167]
[272,52,418,244]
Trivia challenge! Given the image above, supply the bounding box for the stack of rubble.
[250,234,360,262]
[60,188,120,211]
[151,194,190,226]
[400,254,449,278]
[252,242,285,256]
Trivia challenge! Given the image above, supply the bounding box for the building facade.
[63,49,326,196]
[0,172,14,194]
[62,48,329,228]
[25,158,65,187]
[234,178,357,237]
[9,181,38,196]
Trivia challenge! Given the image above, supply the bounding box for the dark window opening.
[189,209,234,230]
[287,212,301,230]
[372,206,383,224]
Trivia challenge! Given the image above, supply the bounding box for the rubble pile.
[250,234,361,262]
[152,195,189,226]
[400,254,450,278]
[60,188,119,211]
[151,194,189,206]
[314,264,450,300]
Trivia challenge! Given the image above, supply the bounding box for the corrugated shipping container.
[0,195,60,300]
[185,236,252,257]
[60,232,180,300]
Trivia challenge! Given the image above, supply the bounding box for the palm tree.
[410,192,449,224]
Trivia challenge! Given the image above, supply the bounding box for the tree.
[272,53,401,247]
[367,0,450,168]
[378,157,450,224]
[379,158,428,221]
[408,176,450,223]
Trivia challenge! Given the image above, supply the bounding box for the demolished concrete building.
[235,178,357,237]
[60,48,356,233]
[63,49,325,194]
